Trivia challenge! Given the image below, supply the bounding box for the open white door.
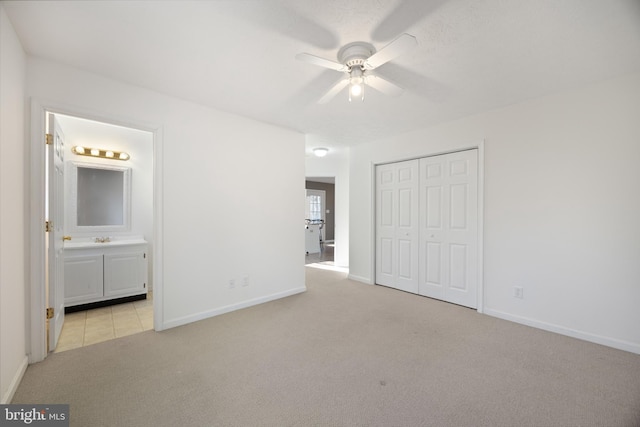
[47,113,65,352]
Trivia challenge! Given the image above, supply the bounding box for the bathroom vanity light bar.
[72,146,130,161]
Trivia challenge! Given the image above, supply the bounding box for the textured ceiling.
[4,0,640,147]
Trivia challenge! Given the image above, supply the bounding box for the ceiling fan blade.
[364,33,417,69]
[318,78,349,104]
[371,0,446,42]
[296,53,347,72]
[365,74,404,97]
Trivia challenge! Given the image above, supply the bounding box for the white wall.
[305,136,349,267]
[0,5,28,403]
[56,114,155,287]
[27,57,306,330]
[349,72,640,354]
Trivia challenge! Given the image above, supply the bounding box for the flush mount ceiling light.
[72,146,130,161]
[296,33,417,104]
[313,147,329,157]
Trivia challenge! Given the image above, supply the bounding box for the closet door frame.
[372,140,485,313]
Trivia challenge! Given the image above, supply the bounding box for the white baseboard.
[484,308,640,355]
[1,356,28,404]
[347,274,373,284]
[162,286,307,330]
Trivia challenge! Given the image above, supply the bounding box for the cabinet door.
[104,251,147,298]
[64,254,104,305]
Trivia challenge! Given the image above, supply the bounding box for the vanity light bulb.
[71,145,129,161]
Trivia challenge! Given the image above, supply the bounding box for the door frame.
[28,98,164,362]
[371,140,485,313]
[305,177,340,262]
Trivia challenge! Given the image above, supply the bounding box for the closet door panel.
[379,238,394,277]
[376,165,396,287]
[420,154,448,300]
[376,150,477,307]
[420,150,478,308]
[449,184,468,229]
[426,186,442,229]
[398,239,413,279]
[449,243,468,290]
[376,160,419,293]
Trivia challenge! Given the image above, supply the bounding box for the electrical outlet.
[242,275,249,287]
[513,286,524,299]
[228,279,235,289]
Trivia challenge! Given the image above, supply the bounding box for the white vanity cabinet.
[64,254,104,305]
[64,239,148,307]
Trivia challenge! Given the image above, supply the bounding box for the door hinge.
[45,220,52,232]
[45,133,53,145]
[46,307,54,319]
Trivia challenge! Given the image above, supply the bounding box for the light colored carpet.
[13,266,640,426]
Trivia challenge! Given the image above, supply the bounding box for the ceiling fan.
[296,33,417,104]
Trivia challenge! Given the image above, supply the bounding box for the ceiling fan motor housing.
[338,42,376,71]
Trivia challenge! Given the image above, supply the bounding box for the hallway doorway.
[305,178,343,272]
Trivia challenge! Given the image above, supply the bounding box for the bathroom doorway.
[34,106,157,358]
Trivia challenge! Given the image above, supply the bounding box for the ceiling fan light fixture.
[348,67,365,102]
[296,34,416,104]
[313,147,329,157]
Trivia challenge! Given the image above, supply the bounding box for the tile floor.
[54,293,153,353]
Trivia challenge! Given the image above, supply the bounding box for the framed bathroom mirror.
[68,162,131,233]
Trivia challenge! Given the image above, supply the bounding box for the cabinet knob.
[63,236,72,241]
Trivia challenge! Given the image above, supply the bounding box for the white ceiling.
[54,114,153,151]
[4,0,640,148]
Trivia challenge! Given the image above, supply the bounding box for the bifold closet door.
[419,150,478,308]
[375,160,419,294]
